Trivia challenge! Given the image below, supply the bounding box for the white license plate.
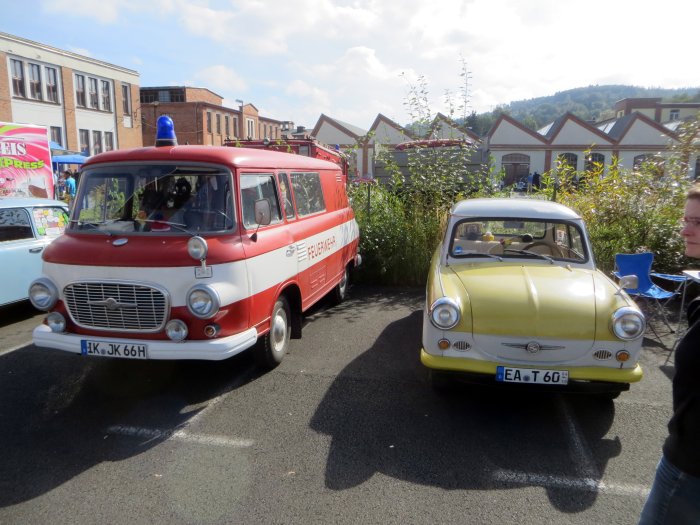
[80,340,148,360]
[496,366,569,385]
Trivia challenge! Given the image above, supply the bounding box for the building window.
[234,117,239,137]
[11,59,25,97]
[670,109,680,121]
[79,129,90,155]
[225,115,230,137]
[206,112,212,133]
[104,132,114,152]
[101,80,111,111]
[246,118,255,139]
[216,114,221,134]
[92,130,102,154]
[75,75,86,107]
[558,153,578,171]
[585,153,605,172]
[50,126,62,146]
[121,84,131,115]
[89,78,99,109]
[46,67,59,103]
[28,63,43,100]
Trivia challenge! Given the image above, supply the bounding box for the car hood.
[448,264,598,339]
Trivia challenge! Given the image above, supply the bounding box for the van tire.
[330,266,349,305]
[256,296,291,368]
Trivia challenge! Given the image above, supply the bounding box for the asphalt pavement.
[0,286,682,525]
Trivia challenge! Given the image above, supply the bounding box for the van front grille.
[63,282,168,332]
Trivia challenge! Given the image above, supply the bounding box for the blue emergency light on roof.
[155,115,177,147]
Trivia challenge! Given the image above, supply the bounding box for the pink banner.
[0,122,54,199]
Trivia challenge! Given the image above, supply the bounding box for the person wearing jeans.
[638,183,700,524]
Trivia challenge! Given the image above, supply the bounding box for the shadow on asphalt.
[0,345,264,508]
[310,309,619,514]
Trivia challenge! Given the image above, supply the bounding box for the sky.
[4,0,700,130]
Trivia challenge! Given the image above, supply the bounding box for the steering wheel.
[523,241,564,257]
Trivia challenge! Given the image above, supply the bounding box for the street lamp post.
[235,99,243,138]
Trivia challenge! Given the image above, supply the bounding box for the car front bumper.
[421,349,643,386]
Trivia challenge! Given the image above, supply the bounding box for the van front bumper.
[32,324,259,361]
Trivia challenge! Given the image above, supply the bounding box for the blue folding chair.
[613,252,683,335]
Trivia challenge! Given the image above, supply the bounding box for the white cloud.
[27,0,700,127]
[193,65,248,94]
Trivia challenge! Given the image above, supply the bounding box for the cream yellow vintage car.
[421,198,645,397]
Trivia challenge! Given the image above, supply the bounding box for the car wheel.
[330,266,349,305]
[256,296,291,368]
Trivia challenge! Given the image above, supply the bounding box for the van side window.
[240,173,282,229]
[278,173,295,220]
[291,172,325,216]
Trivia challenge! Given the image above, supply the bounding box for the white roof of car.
[0,197,67,209]
[451,198,582,220]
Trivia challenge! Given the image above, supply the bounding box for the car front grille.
[63,282,168,332]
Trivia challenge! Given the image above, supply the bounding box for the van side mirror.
[254,199,271,226]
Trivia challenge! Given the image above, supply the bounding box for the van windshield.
[69,163,235,234]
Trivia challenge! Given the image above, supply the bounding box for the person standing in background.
[638,183,700,524]
[63,170,76,205]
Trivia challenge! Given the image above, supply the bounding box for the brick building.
[139,86,284,146]
[1,31,141,154]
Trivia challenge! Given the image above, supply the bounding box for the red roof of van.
[84,145,342,171]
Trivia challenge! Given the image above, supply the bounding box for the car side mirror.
[254,199,271,226]
[618,274,638,290]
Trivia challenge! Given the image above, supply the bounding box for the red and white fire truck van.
[30,117,361,367]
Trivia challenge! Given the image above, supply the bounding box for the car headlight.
[611,307,646,340]
[187,236,208,261]
[430,297,461,329]
[186,284,220,319]
[29,278,59,311]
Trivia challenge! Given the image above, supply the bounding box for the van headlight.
[430,297,461,330]
[29,278,59,311]
[187,236,208,261]
[611,307,645,340]
[186,284,220,319]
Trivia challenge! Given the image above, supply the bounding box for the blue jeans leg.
[638,455,700,525]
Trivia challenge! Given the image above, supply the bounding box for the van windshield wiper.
[138,219,194,235]
[69,219,112,236]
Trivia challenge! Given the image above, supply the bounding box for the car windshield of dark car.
[449,217,588,263]
[69,164,236,234]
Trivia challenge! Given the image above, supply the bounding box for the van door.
[239,173,297,325]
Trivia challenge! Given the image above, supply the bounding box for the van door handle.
[285,245,296,257]
[29,247,44,253]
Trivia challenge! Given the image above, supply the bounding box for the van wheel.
[330,266,349,305]
[256,296,291,368]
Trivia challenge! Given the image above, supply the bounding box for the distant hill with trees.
[463,85,700,136]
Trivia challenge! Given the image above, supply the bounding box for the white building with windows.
[1,32,141,155]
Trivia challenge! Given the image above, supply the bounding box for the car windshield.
[69,163,235,234]
[448,217,588,263]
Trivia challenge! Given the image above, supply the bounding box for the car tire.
[256,296,291,368]
[330,266,349,305]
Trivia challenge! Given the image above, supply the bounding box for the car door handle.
[29,247,44,253]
